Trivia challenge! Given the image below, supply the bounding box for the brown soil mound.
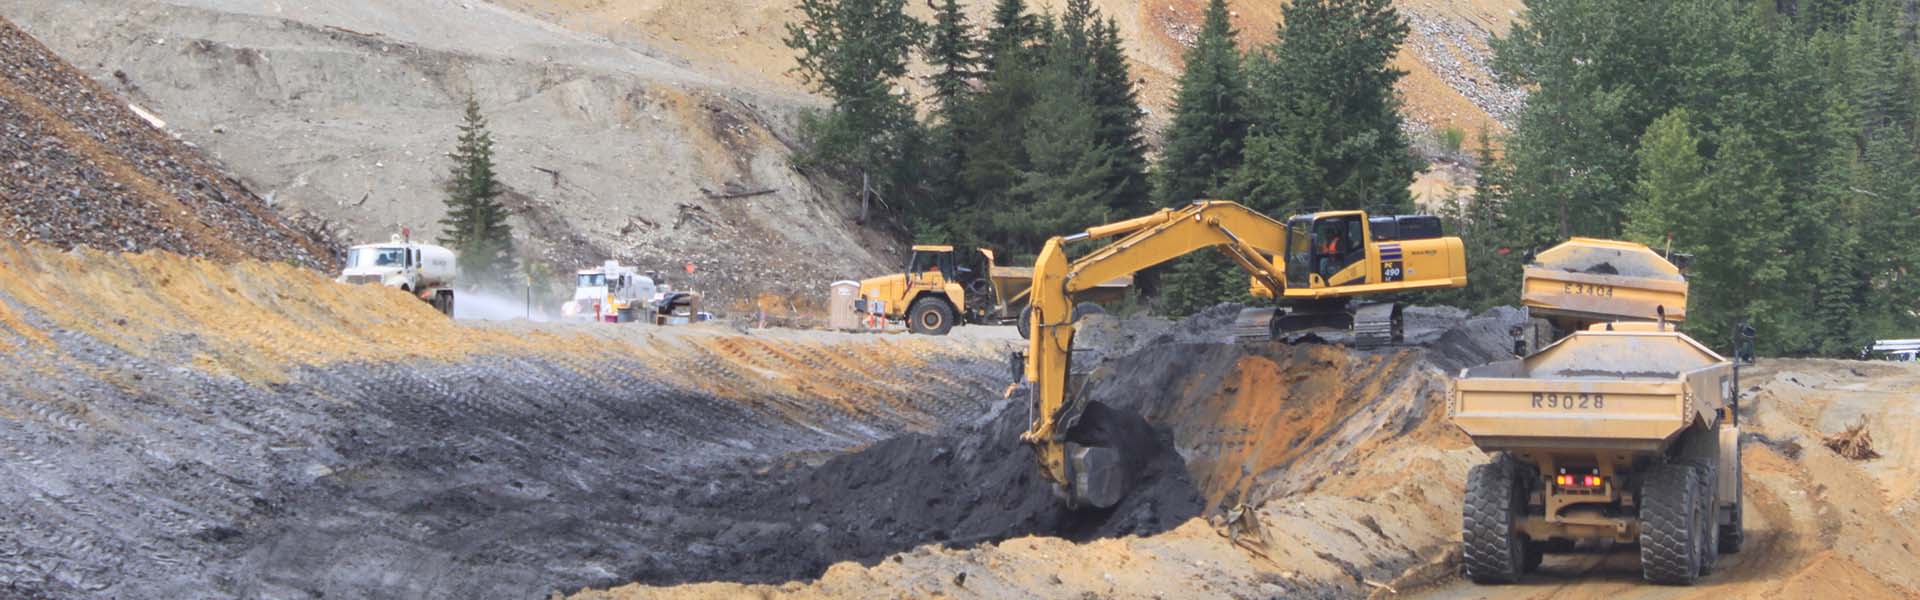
[0,17,333,268]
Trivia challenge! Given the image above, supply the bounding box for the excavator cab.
[1291,214,1368,286]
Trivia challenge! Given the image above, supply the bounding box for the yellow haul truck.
[855,245,1131,337]
[1521,238,1691,344]
[1456,318,1745,583]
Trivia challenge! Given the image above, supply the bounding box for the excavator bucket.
[1058,401,1160,509]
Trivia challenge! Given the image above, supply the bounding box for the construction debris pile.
[0,18,334,269]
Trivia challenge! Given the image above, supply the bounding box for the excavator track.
[1350,302,1404,349]
[1233,301,1404,348]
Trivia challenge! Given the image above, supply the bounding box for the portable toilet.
[828,280,861,330]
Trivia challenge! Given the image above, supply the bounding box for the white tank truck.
[337,234,458,316]
[562,261,655,323]
[561,261,701,324]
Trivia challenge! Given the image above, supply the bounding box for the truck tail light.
[1555,469,1605,490]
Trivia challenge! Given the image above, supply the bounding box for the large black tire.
[908,299,955,335]
[1720,443,1745,554]
[1072,302,1106,321]
[1640,462,1704,585]
[1691,460,1721,576]
[1463,453,1528,584]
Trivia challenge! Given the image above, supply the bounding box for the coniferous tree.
[1231,0,1418,216]
[961,0,1047,225]
[1154,0,1254,315]
[1000,29,1116,250]
[984,0,1042,55]
[438,97,515,289]
[785,0,927,215]
[1431,129,1519,311]
[922,0,982,227]
[1155,0,1250,207]
[1088,18,1151,214]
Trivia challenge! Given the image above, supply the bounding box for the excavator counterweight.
[1018,201,1467,508]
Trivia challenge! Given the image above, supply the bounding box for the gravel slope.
[0,16,333,269]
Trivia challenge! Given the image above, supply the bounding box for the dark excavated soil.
[691,396,1204,584]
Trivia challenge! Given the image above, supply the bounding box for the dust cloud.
[453,287,554,322]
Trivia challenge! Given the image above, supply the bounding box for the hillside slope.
[499,0,1526,139]
[1,0,904,311]
[2,0,1521,309]
[0,16,332,268]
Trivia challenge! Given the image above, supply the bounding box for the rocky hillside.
[499,0,1526,139]
[0,0,904,313]
[0,16,332,268]
[1,0,1522,309]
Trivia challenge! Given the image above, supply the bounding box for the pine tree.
[985,0,1041,58]
[1230,0,1419,216]
[1431,128,1520,311]
[784,0,927,215]
[1623,110,1710,248]
[1088,18,1151,214]
[1152,0,1254,314]
[923,0,981,218]
[438,97,516,288]
[961,0,1049,237]
[1155,0,1250,207]
[1000,35,1117,250]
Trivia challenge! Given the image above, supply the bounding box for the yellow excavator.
[1015,200,1467,508]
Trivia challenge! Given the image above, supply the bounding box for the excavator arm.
[1018,201,1291,508]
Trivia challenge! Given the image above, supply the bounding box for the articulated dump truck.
[1454,321,1743,585]
[1519,238,1690,347]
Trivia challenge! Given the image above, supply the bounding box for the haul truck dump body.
[1454,323,1742,585]
[1456,328,1729,451]
[1523,238,1688,332]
